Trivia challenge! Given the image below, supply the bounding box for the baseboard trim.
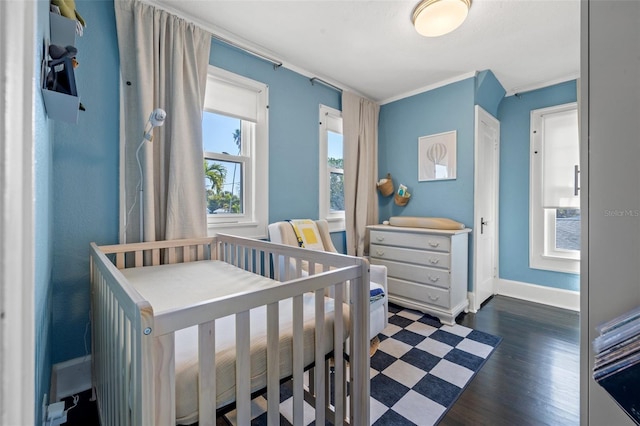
[496,279,580,312]
[467,292,478,313]
[50,355,92,402]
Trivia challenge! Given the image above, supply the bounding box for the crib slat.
[198,320,216,426]
[152,248,160,265]
[314,289,326,425]
[107,291,115,424]
[295,258,302,279]
[183,245,191,263]
[265,251,272,279]
[333,283,345,425]
[266,302,279,426]
[350,274,370,425]
[197,244,204,261]
[100,277,108,424]
[117,307,125,426]
[248,248,254,273]
[123,315,132,426]
[131,327,141,425]
[292,294,304,426]
[134,250,143,267]
[236,310,251,426]
[116,252,124,269]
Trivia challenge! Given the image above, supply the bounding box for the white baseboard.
[467,292,479,313]
[50,355,92,402]
[496,279,580,312]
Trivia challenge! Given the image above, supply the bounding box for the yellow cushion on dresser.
[388,216,465,230]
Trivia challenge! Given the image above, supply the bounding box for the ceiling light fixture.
[412,0,471,37]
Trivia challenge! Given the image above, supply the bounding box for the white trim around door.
[471,106,500,312]
[0,1,36,425]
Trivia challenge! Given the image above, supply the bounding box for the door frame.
[0,1,36,425]
[471,105,500,312]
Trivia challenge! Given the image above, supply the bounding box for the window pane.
[542,108,579,209]
[203,111,242,155]
[329,171,344,212]
[555,209,580,251]
[328,131,343,163]
[204,158,243,214]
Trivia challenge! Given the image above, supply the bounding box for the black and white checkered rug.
[218,303,501,425]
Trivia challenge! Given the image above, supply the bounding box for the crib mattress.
[121,260,350,425]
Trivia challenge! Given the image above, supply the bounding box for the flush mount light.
[412,0,472,37]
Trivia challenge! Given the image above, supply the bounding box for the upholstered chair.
[268,219,388,340]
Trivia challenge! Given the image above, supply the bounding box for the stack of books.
[593,306,640,425]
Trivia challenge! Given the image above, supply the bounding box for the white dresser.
[367,225,471,325]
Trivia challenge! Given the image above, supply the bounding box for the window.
[530,102,580,274]
[319,105,345,232]
[203,66,268,238]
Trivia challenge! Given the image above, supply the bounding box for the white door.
[472,106,500,312]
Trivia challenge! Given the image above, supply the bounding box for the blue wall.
[35,0,54,419]
[378,78,476,226]
[50,0,120,363]
[497,80,579,291]
[475,70,506,117]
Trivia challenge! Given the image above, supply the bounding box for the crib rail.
[90,234,370,426]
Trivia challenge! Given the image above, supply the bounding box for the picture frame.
[418,130,457,181]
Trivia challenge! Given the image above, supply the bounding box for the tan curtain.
[115,0,211,242]
[342,91,380,256]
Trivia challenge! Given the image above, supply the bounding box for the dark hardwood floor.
[63,295,580,425]
[441,295,580,426]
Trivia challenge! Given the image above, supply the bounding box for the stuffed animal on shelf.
[51,0,86,35]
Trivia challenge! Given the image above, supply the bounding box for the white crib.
[89,233,370,425]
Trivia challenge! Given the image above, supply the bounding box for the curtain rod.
[310,77,343,93]
[211,34,283,69]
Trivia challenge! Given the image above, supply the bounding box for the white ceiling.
[151,0,580,103]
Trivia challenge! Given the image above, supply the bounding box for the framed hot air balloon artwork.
[418,130,457,181]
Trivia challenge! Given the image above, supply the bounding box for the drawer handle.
[428,275,439,282]
[428,241,440,248]
[376,236,385,242]
[376,250,385,256]
[428,294,440,301]
[428,258,440,264]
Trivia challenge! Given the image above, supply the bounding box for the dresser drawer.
[369,230,451,252]
[372,259,450,289]
[370,244,450,269]
[388,277,451,309]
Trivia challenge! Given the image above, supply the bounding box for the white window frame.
[204,66,269,239]
[319,105,345,232]
[529,102,580,274]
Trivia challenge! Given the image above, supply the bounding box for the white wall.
[582,1,640,425]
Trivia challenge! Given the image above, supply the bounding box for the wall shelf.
[42,13,80,124]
